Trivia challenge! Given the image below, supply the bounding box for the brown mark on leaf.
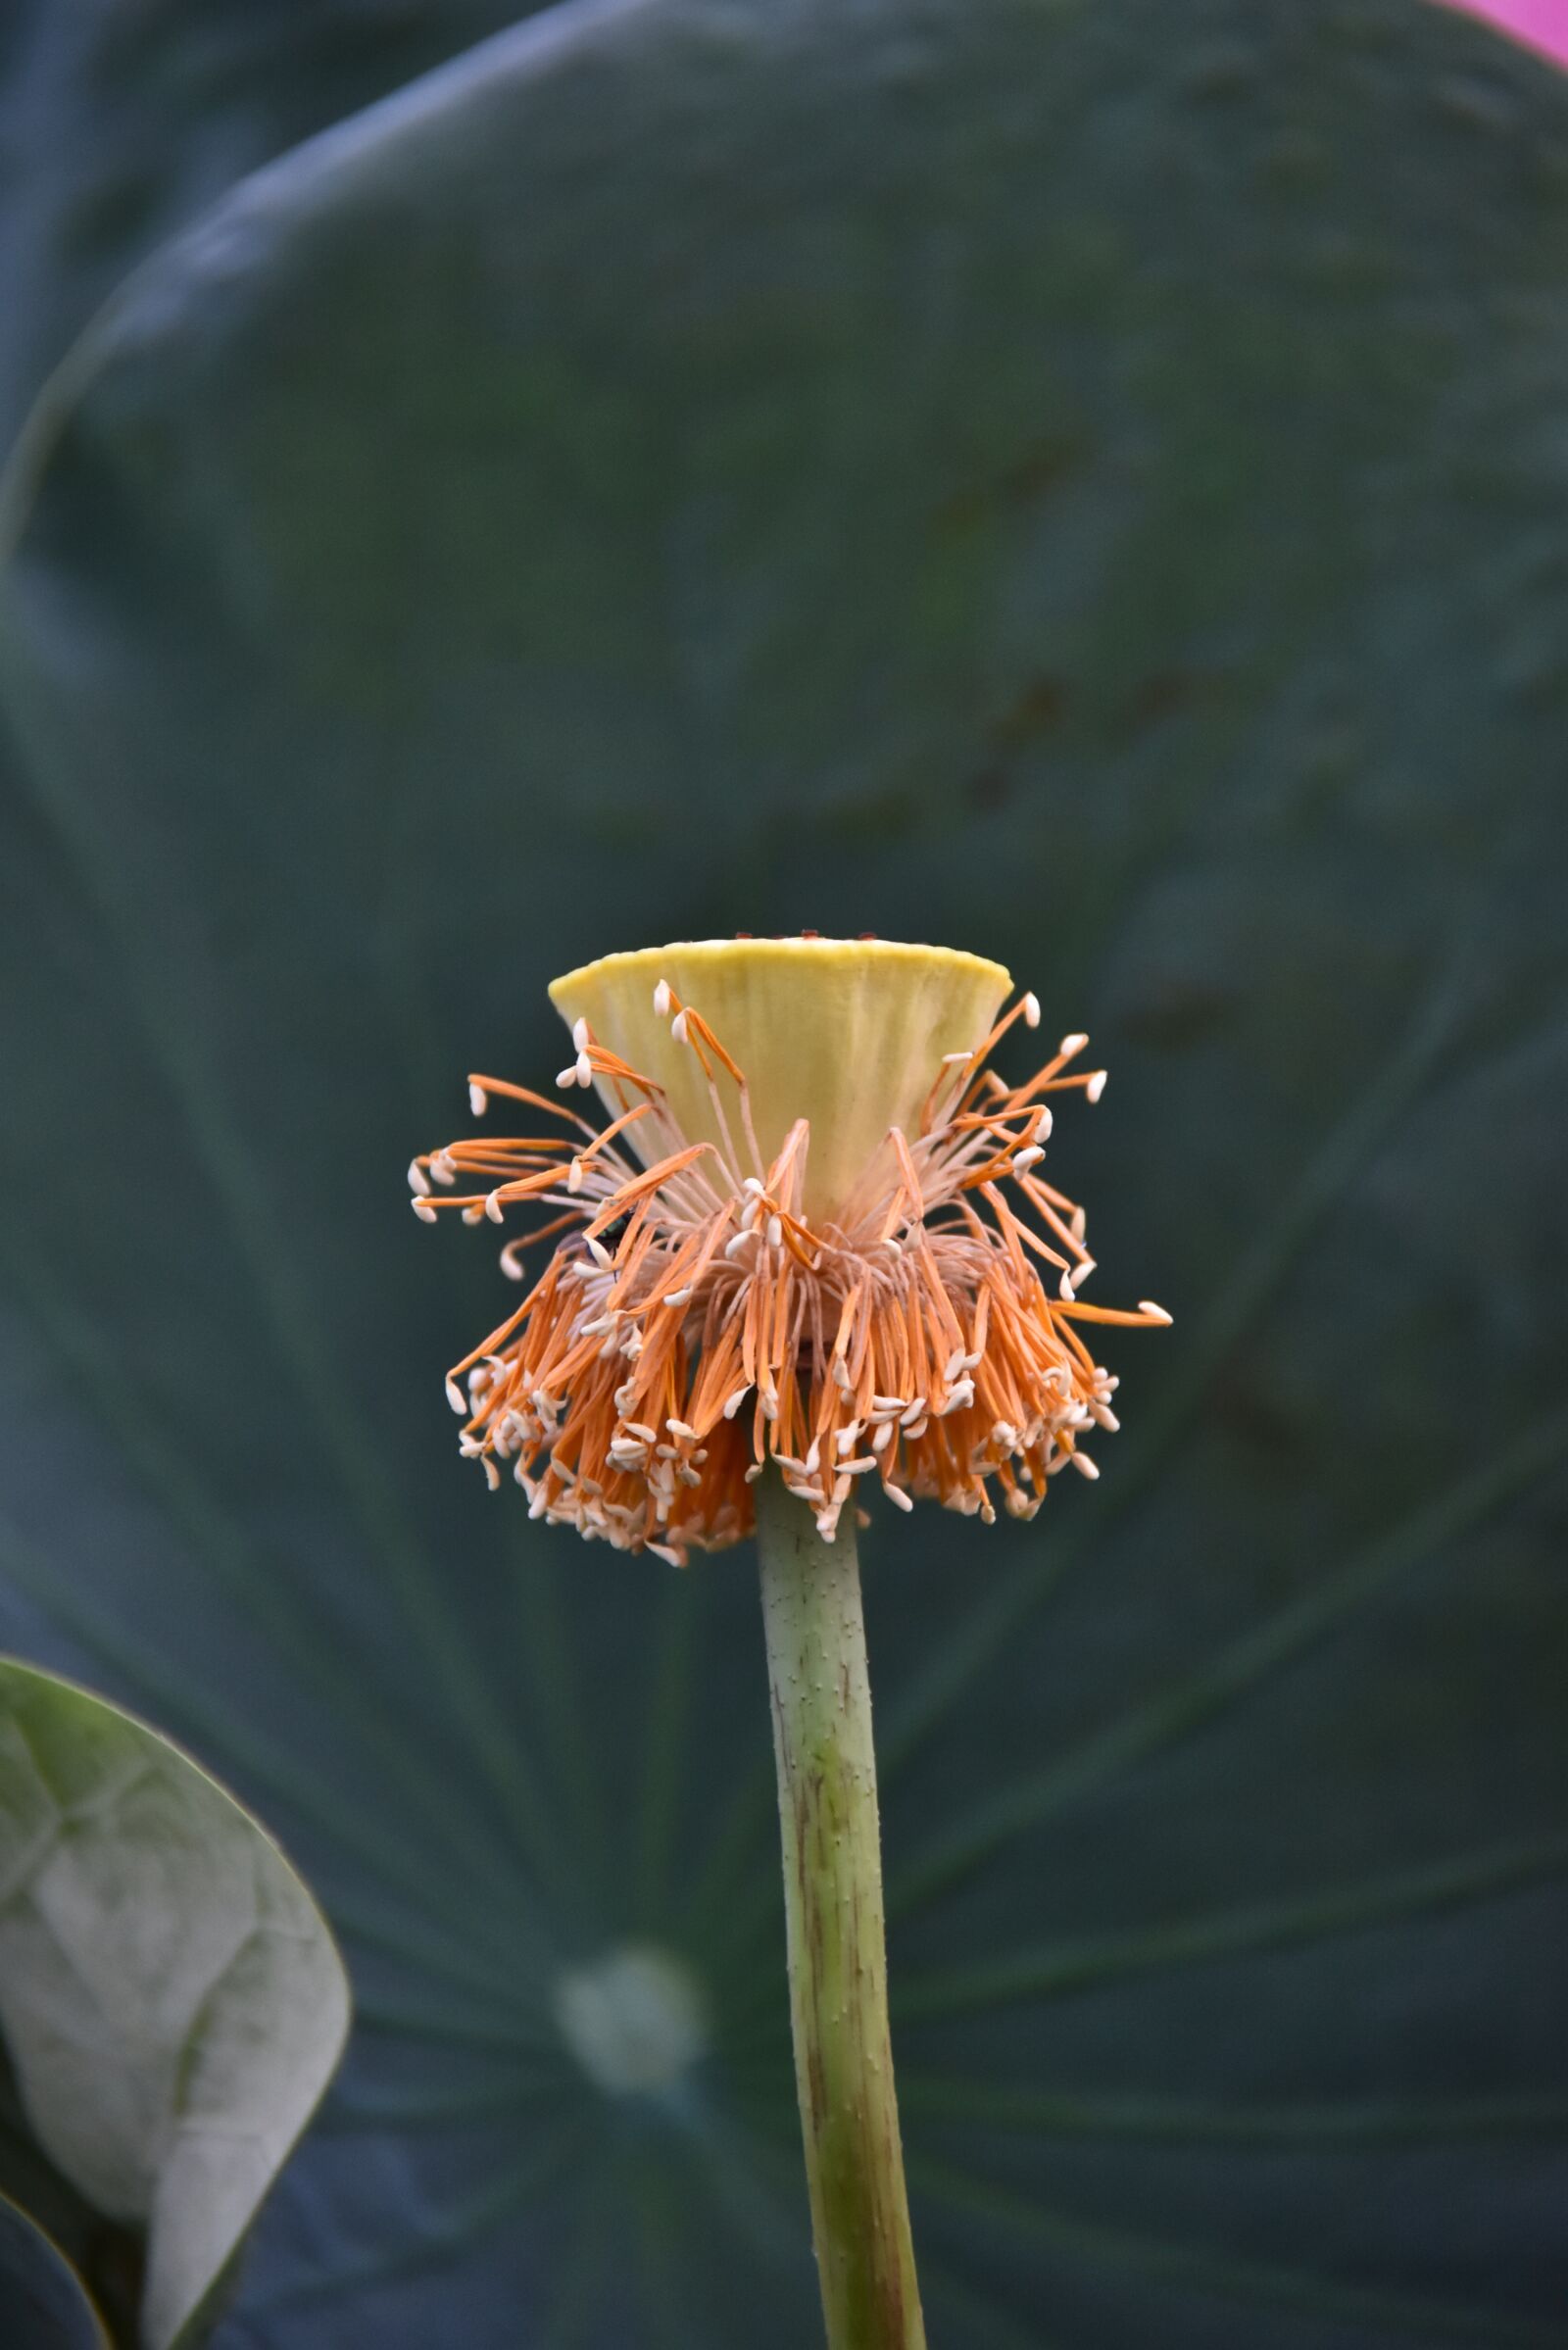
[936,436,1086,535]
[1118,976,1239,1052]
[965,674,1072,812]
[1212,1357,1303,1462]
[993,675,1070,753]
[1116,667,1231,742]
[964,763,1011,812]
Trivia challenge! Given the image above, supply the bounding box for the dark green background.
[1,0,1566,2341]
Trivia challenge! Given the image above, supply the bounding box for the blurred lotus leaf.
[0,2192,110,2350]
[0,1661,350,2347]
[0,0,1565,2344]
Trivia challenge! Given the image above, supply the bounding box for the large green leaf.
[0,1,1565,2344]
[0,1661,351,2347]
[0,0,545,454]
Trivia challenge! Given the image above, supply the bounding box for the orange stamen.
[414,984,1163,1558]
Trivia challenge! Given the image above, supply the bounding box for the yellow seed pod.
[550,937,1010,1223]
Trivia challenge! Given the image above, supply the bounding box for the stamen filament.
[415,972,1166,1558]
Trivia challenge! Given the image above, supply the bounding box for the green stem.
[755,1471,925,2350]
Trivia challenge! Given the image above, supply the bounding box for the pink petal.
[1440,0,1568,66]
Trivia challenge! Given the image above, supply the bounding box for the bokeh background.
[2,1,1566,2343]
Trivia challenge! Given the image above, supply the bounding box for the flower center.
[550,938,1011,1222]
[410,939,1171,1558]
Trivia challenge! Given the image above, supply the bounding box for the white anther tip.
[445,1377,466,1415]
[412,1198,437,1223]
[468,1082,488,1117]
[556,1064,579,1089]
[484,1192,505,1225]
[408,1158,431,1196]
[1087,1069,1107,1102]
[653,979,671,1016]
[1022,991,1041,1028]
[1059,1033,1089,1057]
[1139,1299,1174,1325]
[670,1009,689,1045]
[571,1016,589,1051]
[1070,1451,1100,1480]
